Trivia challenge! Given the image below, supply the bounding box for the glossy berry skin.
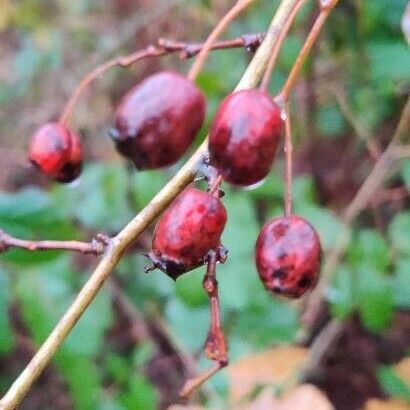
[209,89,283,186]
[255,215,321,299]
[148,188,227,280]
[29,122,82,183]
[111,71,206,169]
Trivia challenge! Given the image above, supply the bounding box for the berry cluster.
[28,68,321,296]
[27,67,321,392]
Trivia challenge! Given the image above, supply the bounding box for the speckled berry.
[111,71,206,169]
[148,187,227,280]
[255,215,321,298]
[209,89,283,186]
[29,122,82,183]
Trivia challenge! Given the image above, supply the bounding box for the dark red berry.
[55,129,83,183]
[111,71,206,169]
[255,215,321,298]
[209,89,283,186]
[148,187,227,280]
[29,122,83,183]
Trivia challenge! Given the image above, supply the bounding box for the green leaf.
[132,341,155,369]
[347,229,390,273]
[377,366,410,402]
[389,212,410,255]
[0,269,14,354]
[175,269,208,308]
[392,257,410,309]
[64,286,112,356]
[120,375,158,410]
[293,204,342,252]
[165,299,208,350]
[56,353,101,410]
[231,299,299,348]
[247,171,284,200]
[292,175,317,206]
[105,354,130,385]
[131,170,166,209]
[278,35,303,72]
[363,0,408,33]
[0,188,78,265]
[328,265,355,320]
[401,159,410,188]
[367,41,410,83]
[54,163,133,232]
[219,192,264,310]
[356,268,393,333]
[16,256,73,343]
[316,104,346,137]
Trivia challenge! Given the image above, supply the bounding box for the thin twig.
[283,102,294,218]
[279,0,339,101]
[332,86,381,160]
[187,0,257,81]
[0,1,301,408]
[59,32,265,126]
[260,0,307,91]
[301,97,410,335]
[180,251,228,398]
[0,230,107,255]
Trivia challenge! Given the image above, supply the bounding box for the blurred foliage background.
[0,0,409,409]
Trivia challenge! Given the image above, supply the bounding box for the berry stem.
[0,230,107,255]
[187,0,257,81]
[283,102,293,218]
[209,174,223,197]
[260,0,307,92]
[58,33,265,126]
[180,251,228,398]
[278,0,339,100]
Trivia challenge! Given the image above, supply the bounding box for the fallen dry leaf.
[227,345,307,403]
[364,398,410,410]
[240,384,334,410]
[394,357,410,386]
[276,384,334,410]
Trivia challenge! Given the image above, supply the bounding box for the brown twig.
[0,2,301,408]
[283,102,294,218]
[260,0,307,91]
[301,97,410,335]
[369,186,409,207]
[0,230,107,255]
[180,251,228,398]
[59,31,264,126]
[187,0,257,81]
[278,0,339,101]
[332,86,381,161]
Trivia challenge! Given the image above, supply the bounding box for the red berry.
[255,215,321,298]
[148,187,227,279]
[209,89,283,186]
[111,71,206,169]
[29,122,83,183]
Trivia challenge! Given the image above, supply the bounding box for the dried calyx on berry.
[209,89,283,186]
[255,215,321,299]
[111,71,206,170]
[146,187,227,280]
[29,122,83,183]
